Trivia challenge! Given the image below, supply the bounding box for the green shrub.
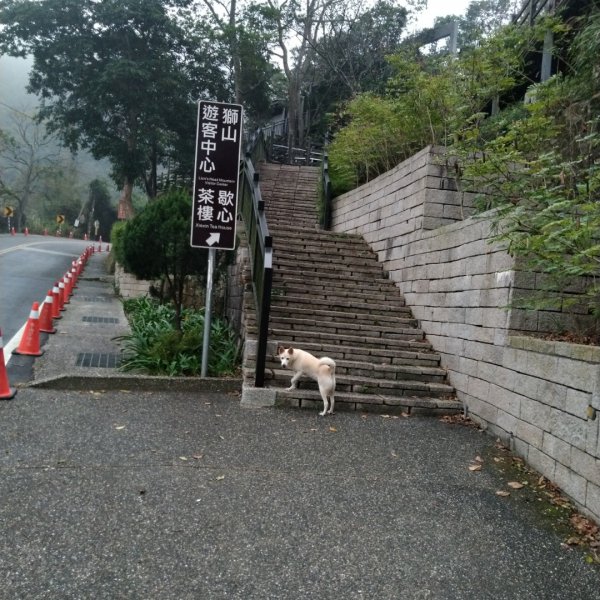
[118,297,240,377]
[120,189,207,329]
[110,220,128,265]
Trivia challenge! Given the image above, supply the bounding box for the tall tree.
[0,0,227,217]
[307,0,408,136]
[0,113,60,230]
[192,0,280,126]
[247,0,349,149]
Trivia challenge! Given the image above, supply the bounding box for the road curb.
[26,373,242,393]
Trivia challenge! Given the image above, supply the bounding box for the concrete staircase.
[246,162,461,414]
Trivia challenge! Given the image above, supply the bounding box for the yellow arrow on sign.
[3,206,14,217]
[56,214,65,224]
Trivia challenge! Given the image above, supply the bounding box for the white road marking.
[0,243,78,258]
[3,321,27,366]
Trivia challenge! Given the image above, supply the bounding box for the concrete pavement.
[1,250,599,599]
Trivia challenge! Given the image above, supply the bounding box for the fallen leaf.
[565,537,581,546]
[216,475,225,481]
[508,481,524,489]
[474,456,484,463]
[381,415,390,419]
[496,490,511,497]
[571,513,599,537]
[468,464,482,472]
[179,456,188,461]
[329,426,337,432]
[192,454,203,460]
[115,425,126,430]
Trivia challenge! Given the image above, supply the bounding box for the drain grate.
[82,316,119,324]
[76,353,122,368]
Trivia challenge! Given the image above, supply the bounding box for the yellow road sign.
[56,214,65,224]
[3,206,14,217]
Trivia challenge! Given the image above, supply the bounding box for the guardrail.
[239,130,272,387]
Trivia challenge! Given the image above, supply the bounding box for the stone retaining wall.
[114,264,157,299]
[331,145,600,523]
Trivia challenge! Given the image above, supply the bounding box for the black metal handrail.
[513,0,563,25]
[239,130,272,387]
[320,142,333,230]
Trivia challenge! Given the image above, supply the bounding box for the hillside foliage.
[328,7,600,322]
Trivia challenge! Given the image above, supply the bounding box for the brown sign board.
[190,100,243,250]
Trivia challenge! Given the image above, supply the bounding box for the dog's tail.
[319,357,336,372]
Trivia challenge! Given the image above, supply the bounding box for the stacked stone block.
[331,144,600,523]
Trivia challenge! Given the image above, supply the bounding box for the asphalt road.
[1,246,600,598]
[0,233,91,348]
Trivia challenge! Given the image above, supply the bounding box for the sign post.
[191,100,243,376]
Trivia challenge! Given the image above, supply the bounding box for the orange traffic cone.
[0,329,17,399]
[58,279,66,311]
[13,302,44,357]
[39,291,57,334]
[62,273,72,303]
[24,227,29,236]
[51,283,62,320]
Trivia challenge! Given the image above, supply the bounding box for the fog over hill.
[0,54,114,190]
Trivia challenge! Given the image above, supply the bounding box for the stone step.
[264,356,447,382]
[269,305,417,327]
[270,220,317,231]
[268,340,442,368]
[268,327,431,351]
[270,293,411,316]
[272,272,401,295]
[270,388,462,415]
[268,315,424,341]
[257,368,454,398]
[271,281,406,303]
[272,261,388,276]
[274,252,380,269]
[270,224,364,244]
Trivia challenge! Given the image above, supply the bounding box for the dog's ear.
[277,346,283,355]
[288,347,294,355]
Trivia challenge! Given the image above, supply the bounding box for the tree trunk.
[229,0,243,105]
[117,178,135,220]
[287,79,302,157]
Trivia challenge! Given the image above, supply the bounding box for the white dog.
[277,346,336,416]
